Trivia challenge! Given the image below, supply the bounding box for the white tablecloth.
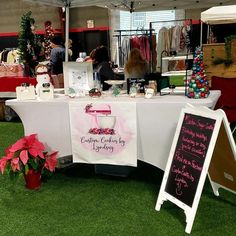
[6,90,221,170]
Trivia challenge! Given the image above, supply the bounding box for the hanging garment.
[156,27,168,72]
[185,24,193,52]
[139,36,151,63]
[151,35,157,71]
[1,49,10,62]
[6,50,15,64]
[121,36,130,67]
[130,36,150,63]
[171,25,182,53]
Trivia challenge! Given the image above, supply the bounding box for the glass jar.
[148,80,157,94]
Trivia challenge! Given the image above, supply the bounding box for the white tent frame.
[24,1,236,56]
[200,5,236,46]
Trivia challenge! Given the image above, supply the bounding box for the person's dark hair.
[94,46,110,63]
[50,36,64,46]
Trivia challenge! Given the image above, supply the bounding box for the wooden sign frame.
[63,61,94,96]
[208,110,236,195]
[156,104,224,234]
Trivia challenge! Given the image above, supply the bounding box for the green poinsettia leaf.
[89,88,96,93]
[25,164,29,175]
[28,158,39,170]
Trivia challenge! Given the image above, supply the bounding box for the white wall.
[0,0,204,34]
[0,0,109,33]
[70,6,109,29]
[0,0,60,33]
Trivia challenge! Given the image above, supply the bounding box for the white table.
[6,90,221,170]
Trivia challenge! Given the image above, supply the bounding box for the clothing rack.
[113,29,154,67]
[149,18,192,45]
[149,19,192,73]
[113,33,151,37]
[114,29,152,34]
[4,48,17,50]
[149,18,191,26]
[114,29,152,48]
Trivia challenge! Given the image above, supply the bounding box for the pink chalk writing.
[185,114,215,130]
[166,113,216,207]
[175,175,188,196]
[175,151,202,171]
[171,165,194,182]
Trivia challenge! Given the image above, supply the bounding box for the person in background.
[48,36,65,88]
[73,39,85,61]
[83,48,96,63]
[93,46,115,90]
[67,39,73,59]
[124,48,148,80]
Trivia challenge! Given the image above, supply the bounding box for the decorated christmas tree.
[44,21,54,60]
[18,11,41,76]
[187,46,210,99]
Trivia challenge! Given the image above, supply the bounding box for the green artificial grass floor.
[0,121,236,236]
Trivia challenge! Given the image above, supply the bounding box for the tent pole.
[200,21,203,48]
[207,24,210,44]
[65,6,69,62]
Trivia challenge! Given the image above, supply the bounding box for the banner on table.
[69,101,137,166]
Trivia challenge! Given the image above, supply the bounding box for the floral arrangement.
[0,134,58,180]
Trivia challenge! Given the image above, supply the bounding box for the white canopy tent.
[24,0,236,11]
[201,5,236,24]
[24,0,236,61]
[200,5,236,45]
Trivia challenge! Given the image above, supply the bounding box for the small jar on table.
[148,80,157,95]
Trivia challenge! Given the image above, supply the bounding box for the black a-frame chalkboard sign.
[156,104,236,234]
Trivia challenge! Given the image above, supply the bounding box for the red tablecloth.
[0,76,37,92]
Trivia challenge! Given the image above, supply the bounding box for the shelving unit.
[160,51,193,96]
[161,70,192,77]
[161,55,194,61]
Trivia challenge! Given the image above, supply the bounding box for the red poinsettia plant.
[0,134,58,180]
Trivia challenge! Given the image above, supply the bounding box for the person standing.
[49,36,65,88]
